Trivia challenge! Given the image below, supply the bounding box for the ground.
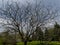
[17,41,60,45]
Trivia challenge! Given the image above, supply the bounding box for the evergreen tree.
[53,22,60,41]
[44,28,49,41]
[35,26,43,41]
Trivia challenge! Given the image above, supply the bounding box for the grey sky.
[0,0,60,7]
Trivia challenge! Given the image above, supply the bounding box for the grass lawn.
[17,41,60,45]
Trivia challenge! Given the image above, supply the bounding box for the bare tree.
[0,0,58,45]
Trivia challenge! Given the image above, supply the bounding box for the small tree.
[1,30,17,45]
[32,26,43,41]
[53,22,60,41]
[44,28,50,41]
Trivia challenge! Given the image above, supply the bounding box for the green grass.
[0,40,60,45]
[17,41,60,45]
[17,41,40,45]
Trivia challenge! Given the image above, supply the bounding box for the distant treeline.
[0,22,60,43]
[32,22,60,41]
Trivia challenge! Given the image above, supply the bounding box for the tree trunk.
[13,43,17,45]
[2,42,6,45]
[24,40,27,45]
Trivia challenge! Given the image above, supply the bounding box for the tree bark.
[24,40,27,45]
[2,42,6,45]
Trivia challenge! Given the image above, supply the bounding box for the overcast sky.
[0,0,60,8]
[0,0,60,32]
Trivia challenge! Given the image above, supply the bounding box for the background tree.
[44,28,50,41]
[53,22,60,41]
[32,26,43,41]
[0,30,17,45]
[47,28,54,41]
